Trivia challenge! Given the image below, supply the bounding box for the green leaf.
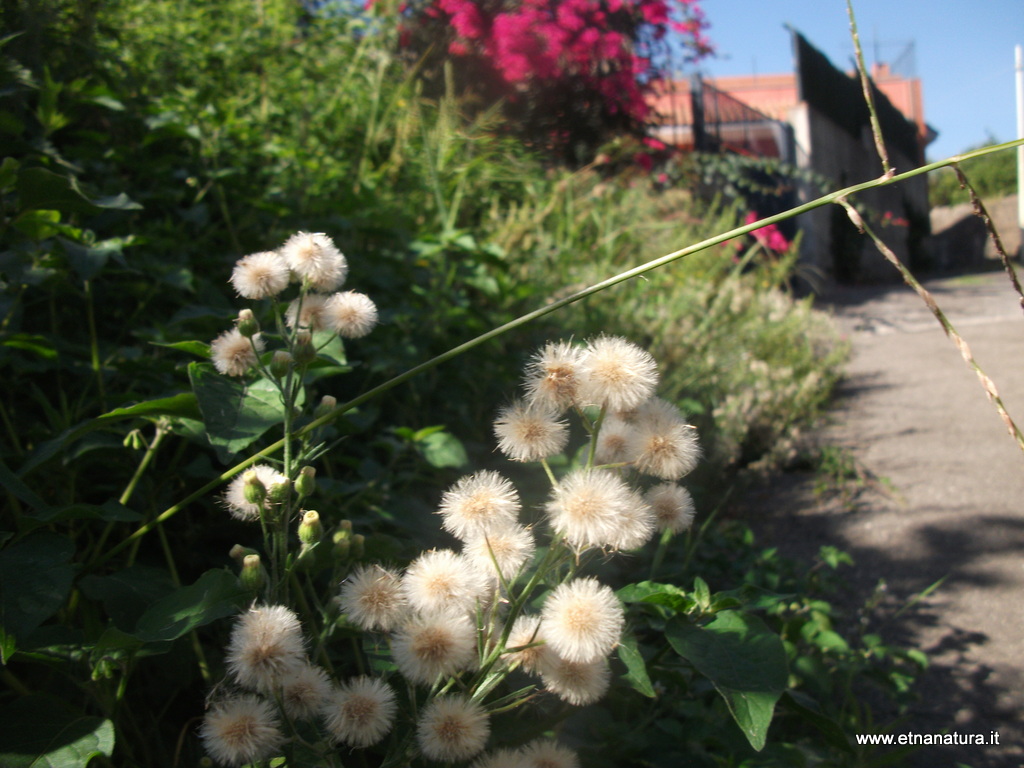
[667,611,788,751]
[1,333,58,360]
[16,167,141,214]
[0,695,114,768]
[60,236,130,281]
[0,458,51,513]
[692,576,711,611]
[0,156,18,192]
[617,581,693,614]
[189,363,293,458]
[18,393,201,477]
[0,533,77,662]
[617,632,656,698]
[417,430,467,468]
[131,569,247,643]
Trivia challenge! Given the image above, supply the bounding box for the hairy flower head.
[520,739,581,768]
[339,564,406,632]
[211,328,263,377]
[545,469,645,551]
[402,549,489,616]
[437,471,521,541]
[322,676,397,748]
[280,231,348,291]
[540,578,623,664]
[230,251,289,299]
[323,290,378,338]
[538,654,611,706]
[645,482,696,534]
[280,662,332,720]
[463,523,535,584]
[223,464,287,522]
[577,335,658,411]
[200,694,284,767]
[392,612,478,685]
[224,604,306,692]
[285,293,329,331]
[417,695,491,763]
[493,400,569,462]
[523,340,585,412]
[627,398,701,479]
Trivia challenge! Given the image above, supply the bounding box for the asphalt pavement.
[737,269,1024,768]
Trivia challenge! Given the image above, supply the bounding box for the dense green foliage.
[0,1,926,767]
[929,140,1017,206]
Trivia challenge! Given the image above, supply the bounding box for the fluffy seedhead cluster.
[199,253,699,768]
[210,231,378,381]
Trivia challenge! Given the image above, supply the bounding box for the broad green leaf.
[0,695,114,768]
[667,611,788,751]
[0,533,76,662]
[131,569,247,643]
[60,236,131,281]
[418,430,467,468]
[0,458,51,512]
[0,156,18,191]
[17,166,141,214]
[189,362,292,458]
[617,632,656,698]
[617,581,693,614]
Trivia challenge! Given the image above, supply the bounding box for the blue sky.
[688,0,1023,161]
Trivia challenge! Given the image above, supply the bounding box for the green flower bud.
[350,533,365,560]
[237,308,259,338]
[314,395,337,420]
[295,466,317,499]
[242,470,267,506]
[239,553,267,594]
[269,350,293,379]
[298,510,323,545]
[293,329,316,364]
[267,477,291,505]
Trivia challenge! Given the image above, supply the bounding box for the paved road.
[742,271,1024,767]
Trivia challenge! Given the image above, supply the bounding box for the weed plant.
[3,1,1022,766]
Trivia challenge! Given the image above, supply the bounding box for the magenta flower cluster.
[404,0,711,125]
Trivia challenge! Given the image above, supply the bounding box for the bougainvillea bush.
[384,0,712,162]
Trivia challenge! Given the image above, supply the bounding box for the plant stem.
[84,279,108,412]
[846,0,893,177]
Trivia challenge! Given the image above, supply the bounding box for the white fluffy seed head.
[322,676,397,748]
[392,612,478,685]
[200,694,284,767]
[594,413,637,466]
[224,604,306,692]
[645,482,696,534]
[627,399,701,480]
[230,251,290,299]
[540,578,623,664]
[285,293,329,331]
[323,290,378,338]
[503,614,550,674]
[520,739,581,768]
[523,340,585,412]
[211,328,263,377]
[471,747,527,768]
[417,695,491,763]
[538,654,611,706]
[280,662,332,720]
[339,565,407,632]
[545,469,638,552]
[280,231,348,292]
[222,464,287,522]
[576,335,658,412]
[402,550,490,616]
[493,400,569,463]
[437,471,521,541]
[463,523,535,584]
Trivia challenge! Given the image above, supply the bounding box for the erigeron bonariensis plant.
[196,245,702,765]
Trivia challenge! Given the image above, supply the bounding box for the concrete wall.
[790,102,930,285]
